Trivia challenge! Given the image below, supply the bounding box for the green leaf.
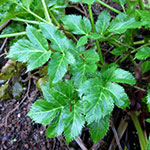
[77,36,88,47]
[28,80,84,143]
[84,49,99,63]
[108,13,142,34]
[46,111,64,138]
[27,99,64,125]
[89,116,110,144]
[41,81,75,105]
[71,60,97,86]
[100,66,136,85]
[135,46,150,60]
[0,10,28,26]
[40,24,73,53]
[71,49,99,86]
[26,25,48,50]
[48,52,75,83]
[88,33,103,40]
[110,68,136,85]
[141,61,150,74]
[107,82,130,108]
[111,46,127,56]
[95,10,111,34]
[21,0,33,8]
[61,15,91,35]
[78,77,114,123]
[7,25,51,72]
[63,101,85,143]
[1,23,24,35]
[112,0,129,6]
[79,74,130,123]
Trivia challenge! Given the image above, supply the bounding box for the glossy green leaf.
[107,82,130,108]
[141,61,150,74]
[108,13,142,34]
[41,81,75,104]
[61,15,91,35]
[7,25,51,72]
[27,99,64,125]
[26,25,48,50]
[71,49,99,86]
[100,66,136,85]
[77,36,88,47]
[78,77,114,123]
[79,72,130,123]
[84,49,99,63]
[63,101,85,143]
[40,24,73,53]
[135,46,150,60]
[95,10,111,34]
[48,52,75,83]
[28,82,85,143]
[110,68,136,85]
[89,116,110,144]
[46,111,64,138]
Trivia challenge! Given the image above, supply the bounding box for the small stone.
[40,131,43,135]
[17,113,21,118]
[24,144,29,149]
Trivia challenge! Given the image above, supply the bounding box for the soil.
[0,1,148,150]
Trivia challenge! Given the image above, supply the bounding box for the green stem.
[88,4,105,65]
[0,31,26,38]
[96,0,120,14]
[130,112,147,150]
[12,18,42,24]
[133,40,144,45]
[16,2,50,24]
[0,29,41,38]
[41,0,51,23]
[129,55,137,68]
[88,5,96,32]
[121,4,126,13]
[138,0,145,10]
[49,10,60,26]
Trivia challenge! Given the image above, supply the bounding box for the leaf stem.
[49,10,60,26]
[133,40,144,45]
[0,29,41,38]
[41,0,52,23]
[88,4,105,65]
[96,0,120,14]
[0,31,26,38]
[12,18,42,24]
[130,112,147,150]
[16,2,50,24]
[138,0,145,10]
